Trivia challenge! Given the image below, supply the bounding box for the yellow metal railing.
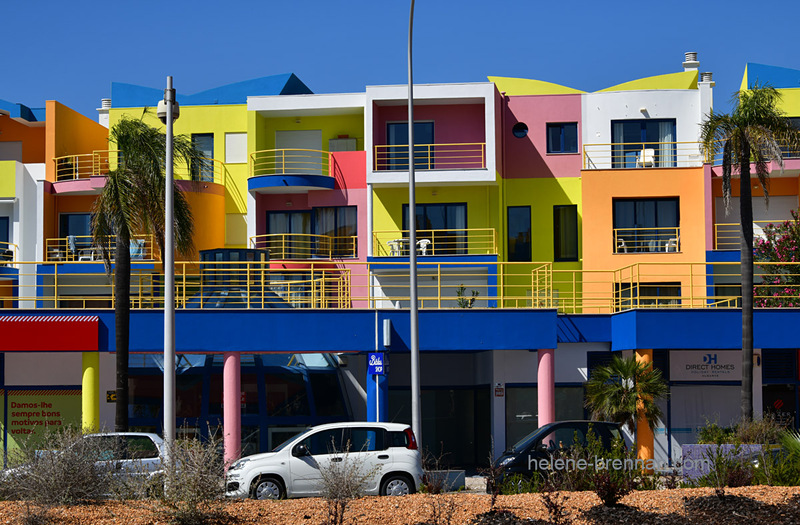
[715,220,786,250]
[0,241,18,264]
[44,234,157,262]
[374,143,486,171]
[6,259,800,313]
[250,149,331,178]
[249,233,357,259]
[613,227,680,253]
[582,141,705,170]
[372,228,497,256]
[53,150,225,185]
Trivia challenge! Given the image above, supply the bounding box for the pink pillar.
[537,349,555,427]
[223,352,241,466]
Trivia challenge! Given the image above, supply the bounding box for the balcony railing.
[0,241,18,264]
[583,142,705,170]
[374,143,486,171]
[250,149,332,178]
[613,227,680,254]
[249,233,357,259]
[707,140,800,166]
[372,228,497,256]
[45,234,157,262]
[53,151,225,185]
[4,259,800,312]
[715,220,787,250]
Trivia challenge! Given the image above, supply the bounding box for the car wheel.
[251,476,285,500]
[380,474,414,496]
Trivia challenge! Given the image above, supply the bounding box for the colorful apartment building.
[3,54,800,470]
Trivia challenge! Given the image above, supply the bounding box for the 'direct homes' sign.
[670,351,742,382]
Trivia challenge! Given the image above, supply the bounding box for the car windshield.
[271,427,311,452]
[508,423,557,453]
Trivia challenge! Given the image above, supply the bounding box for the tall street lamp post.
[157,76,179,467]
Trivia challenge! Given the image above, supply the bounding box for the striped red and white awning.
[0,315,99,352]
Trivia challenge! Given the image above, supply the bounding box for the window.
[59,213,92,254]
[553,205,578,261]
[611,119,676,168]
[507,206,531,262]
[512,122,528,139]
[267,211,311,259]
[615,282,680,309]
[348,428,386,452]
[301,429,345,455]
[191,133,214,181]
[613,198,679,253]
[0,216,9,245]
[314,206,357,257]
[402,203,467,255]
[546,123,578,154]
[386,121,434,170]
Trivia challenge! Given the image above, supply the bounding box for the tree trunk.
[115,228,131,431]
[739,143,754,421]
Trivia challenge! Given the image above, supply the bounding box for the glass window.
[314,206,357,257]
[546,123,578,154]
[615,282,681,309]
[301,428,345,455]
[265,373,310,417]
[267,211,311,259]
[553,205,578,261]
[191,133,214,182]
[59,213,92,253]
[611,119,676,168]
[125,436,159,459]
[512,122,528,139]
[507,206,531,262]
[402,203,467,255]
[386,122,435,170]
[309,374,345,417]
[613,198,679,253]
[348,428,386,452]
[0,216,8,244]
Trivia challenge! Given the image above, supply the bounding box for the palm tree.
[701,85,800,421]
[585,356,668,437]
[93,117,201,431]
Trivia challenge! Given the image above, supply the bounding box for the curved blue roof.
[111,73,312,108]
[745,63,800,89]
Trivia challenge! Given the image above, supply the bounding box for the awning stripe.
[0,315,99,322]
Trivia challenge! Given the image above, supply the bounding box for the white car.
[225,422,422,499]
[82,432,165,476]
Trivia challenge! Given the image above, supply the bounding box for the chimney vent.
[682,51,700,72]
[101,98,112,109]
[700,72,713,82]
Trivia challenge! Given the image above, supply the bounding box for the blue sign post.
[367,352,388,422]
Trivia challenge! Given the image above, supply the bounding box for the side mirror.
[293,444,310,457]
[535,442,548,453]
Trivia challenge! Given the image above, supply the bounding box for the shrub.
[3,426,122,506]
[156,433,230,525]
[318,441,381,525]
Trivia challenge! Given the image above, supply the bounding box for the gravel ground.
[0,486,799,524]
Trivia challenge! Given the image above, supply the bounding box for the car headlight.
[228,458,250,472]
[499,456,514,467]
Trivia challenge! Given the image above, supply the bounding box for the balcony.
[249,233,357,260]
[53,151,226,185]
[373,143,485,172]
[372,228,497,257]
[715,221,785,250]
[248,149,334,193]
[5,258,800,312]
[45,234,157,262]
[583,142,705,170]
[613,227,680,254]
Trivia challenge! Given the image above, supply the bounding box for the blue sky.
[5,0,800,119]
